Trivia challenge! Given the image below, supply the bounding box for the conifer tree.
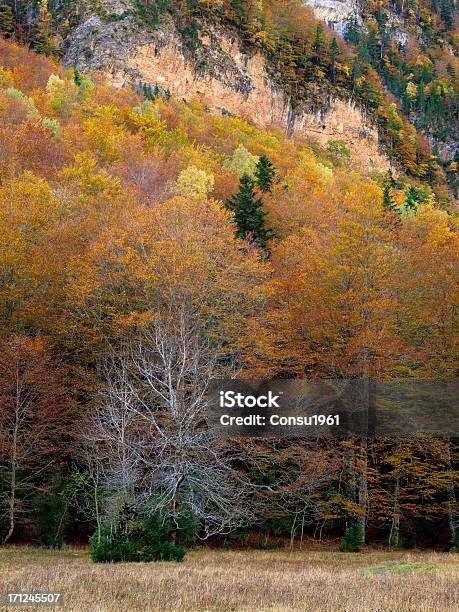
[383,184,397,212]
[351,56,361,92]
[0,2,14,37]
[312,23,324,66]
[255,154,275,193]
[401,185,420,213]
[33,1,60,57]
[366,28,380,66]
[418,83,426,113]
[446,63,455,79]
[382,170,397,212]
[225,174,272,249]
[344,14,361,45]
[329,37,340,84]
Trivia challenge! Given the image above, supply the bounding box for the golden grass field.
[0,546,458,612]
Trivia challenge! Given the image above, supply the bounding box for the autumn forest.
[0,0,458,567]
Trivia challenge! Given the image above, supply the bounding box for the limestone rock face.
[61,2,390,173]
[303,0,360,36]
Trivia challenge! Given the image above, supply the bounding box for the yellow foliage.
[46,73,78,114]
[172,165,215,196]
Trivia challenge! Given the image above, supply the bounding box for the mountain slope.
[62,7,390,175]
[304,0,458,185]
[0,30,458,555]
[0,0,457,196]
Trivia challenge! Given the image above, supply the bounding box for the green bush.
[90,529,141,563]
[174,510,199,548]
[143,510,198,548]
[327,139,351,165]
[340,523,364,552]
[90,512,190,563]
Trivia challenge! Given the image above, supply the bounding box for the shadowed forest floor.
[0,547,458,611]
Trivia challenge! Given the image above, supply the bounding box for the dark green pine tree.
[385,169,396,189]
[329,37,340,85]
[255,154,276,193]
[383,184,397,211]
[366,29,381,67]
[357,41,371,65]
[438,0,454,29]
[401,88,410,114]
[351,56,361,93]
[33,5,60,57]
[231,0,250,27]
[0,2,14,37]
[446,63,455,79]
[402,185,420,213]
[382,170,397,212]
[225,174,272,249]
[417,82,426,114]
[343,14,361,45]
[312,23,324,66]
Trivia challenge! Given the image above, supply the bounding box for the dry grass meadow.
[0,546,458,612]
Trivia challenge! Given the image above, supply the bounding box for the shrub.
[340,523,364,552]
[90,511,191,563]
[90,528,141,563]
[327,139,351,165]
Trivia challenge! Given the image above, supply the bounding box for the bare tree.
[86,299,256,538]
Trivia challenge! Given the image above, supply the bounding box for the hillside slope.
[63,7,390,175]
[305,0,458,169]
[1,0,457,195]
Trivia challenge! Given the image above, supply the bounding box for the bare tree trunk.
[446,441,458,548]
[92,463,102,546]
[357,438,368,544]
[4,463,16,544]
[290,512,298,550]
[3,396,19,545]
[170,475,184,544]
[389,475,400,548]
[347,446,357,504]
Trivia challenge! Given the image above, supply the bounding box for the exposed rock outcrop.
[62,4,390,174]
[303,0,360,36]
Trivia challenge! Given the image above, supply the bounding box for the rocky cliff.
[59,1,390,173]
[303,0,360,36]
